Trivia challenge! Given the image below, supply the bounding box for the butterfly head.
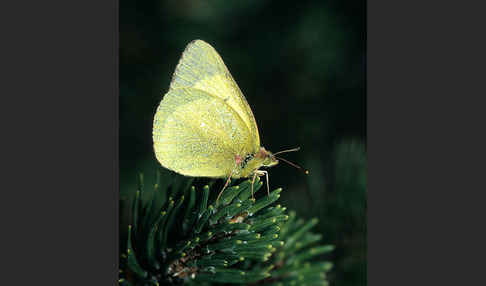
[258,147,279,167]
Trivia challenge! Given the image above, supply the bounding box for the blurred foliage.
[120,0,366,285]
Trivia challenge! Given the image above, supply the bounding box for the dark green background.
[120,1,366,285]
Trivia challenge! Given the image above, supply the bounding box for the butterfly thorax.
[233,147,279,178]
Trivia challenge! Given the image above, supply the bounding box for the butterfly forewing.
[169,40,260,152]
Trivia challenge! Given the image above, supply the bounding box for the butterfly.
[153,40,306,201]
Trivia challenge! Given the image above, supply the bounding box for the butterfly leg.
[216,175,232,203]
[250,172,258,200]
[255,170,270,196]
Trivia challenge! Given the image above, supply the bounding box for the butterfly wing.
[169,39,260,152]
[153,88,254,178]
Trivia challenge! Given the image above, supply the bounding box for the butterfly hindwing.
[153,88,254,178]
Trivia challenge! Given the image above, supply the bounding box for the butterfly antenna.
[275,156,309,175]
[273,147,301,156]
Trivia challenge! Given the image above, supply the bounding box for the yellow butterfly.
[153,40,305,201]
